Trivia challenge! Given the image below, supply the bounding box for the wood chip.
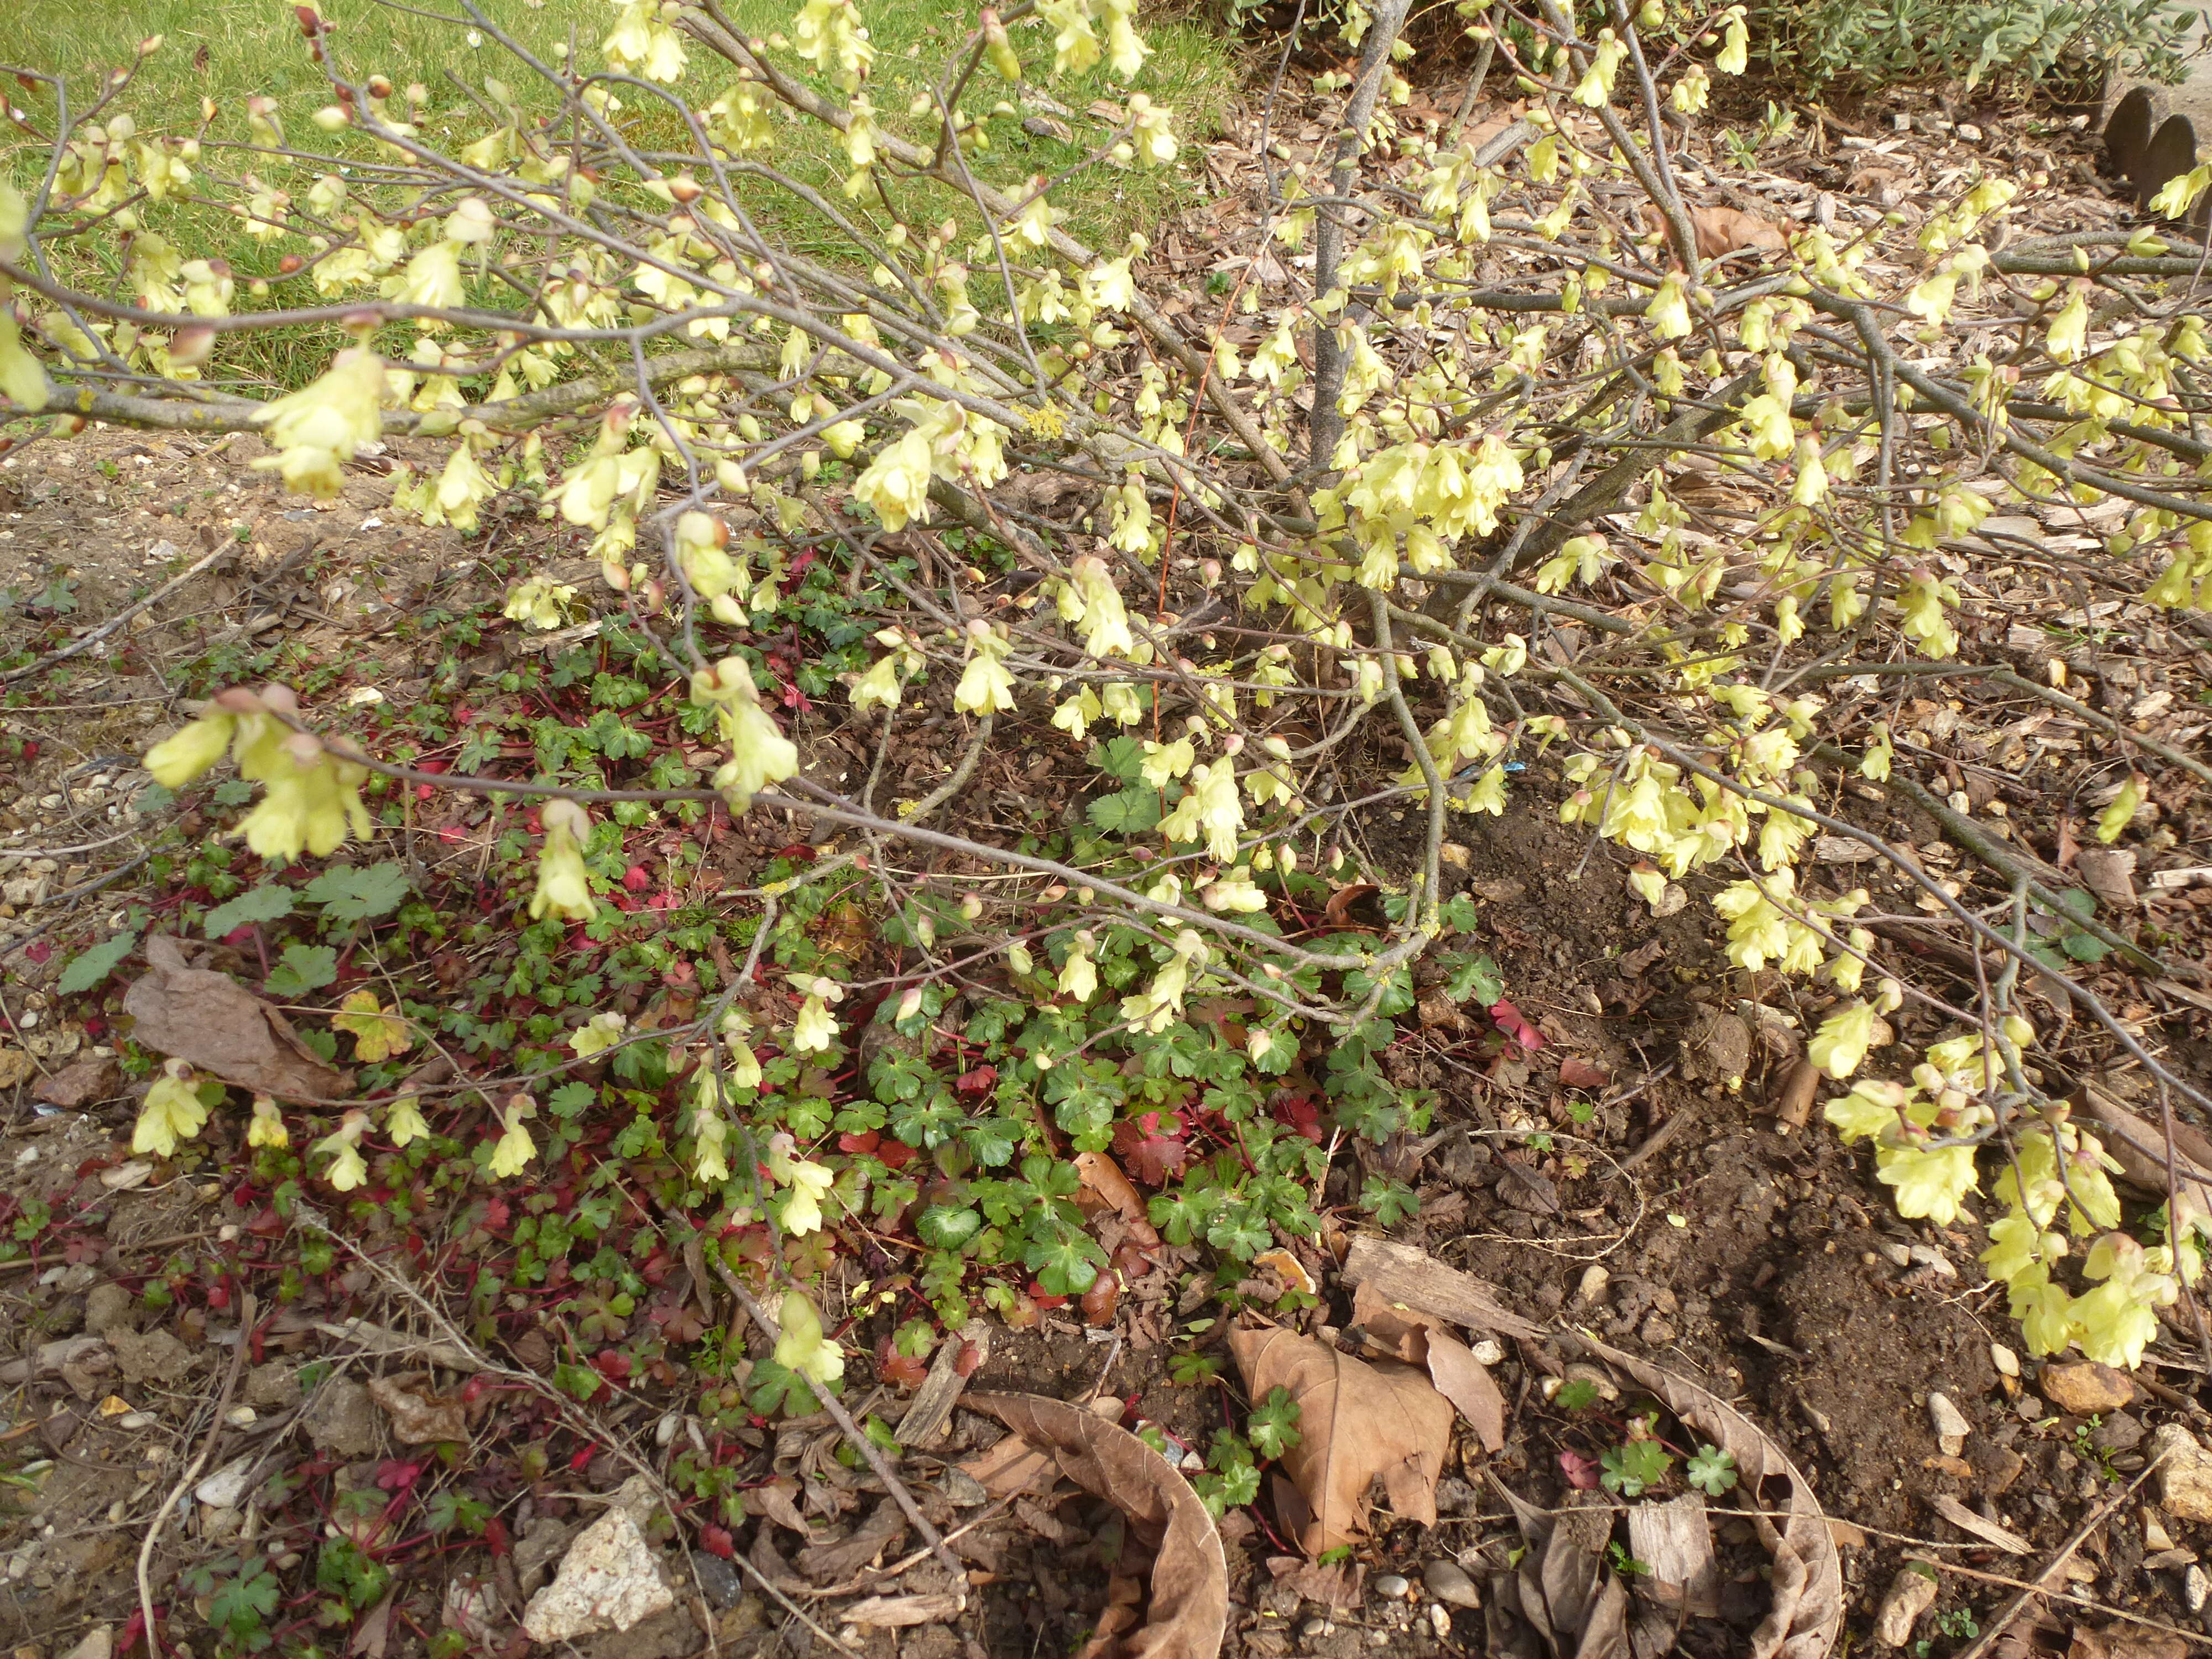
[1930,1494,2031,1554]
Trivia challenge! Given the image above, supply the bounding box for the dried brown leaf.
[972,1392,1227,1659]
[34,1054,119,1109]
[1567,1333,1842,1659]
[1266,1554,1364,1609]
[796,1500,905,1582]
[1692,205,1789,259]
[1075,1151,1162,1251]
[366,1374,467,1444]
[963,1391,1120,1497]
[1227,1326,1453,1555]
[1424,1329,1507,1454]
[123,935,346,1101]
[1346,1282,1506,1452]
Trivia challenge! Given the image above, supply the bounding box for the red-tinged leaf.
[1274,1091,1327,1144]
[1490,999,1545,1051]
[484,1516,510,1558]
[771,843,817,863]
[622,865,651,893]
[23,940,49,966]
[878,1139,917,1170]
[838,1130,881,1155]
[700,1524,734,1560]
[482,1197,510,1231]
[956,1063,998,1096]
[956,1339,985,1378]
[570,1444,597,1473]
[1560,1448,1601,1490]
[1028,1285,1069,1310]
[876,1335,931,1389]
[1558,1056,1610,1091]
[592,1349,631,1384]
[1112,1110,1189,1186]
[375,1459,422,1493]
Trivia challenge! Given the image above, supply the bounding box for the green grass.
[6,0,1235,268]
[4,1,1234,392]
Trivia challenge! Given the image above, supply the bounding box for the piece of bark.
[895,1326,979,1448]
[1339,1236,1540,1341]
[1627,1493,1719,1618]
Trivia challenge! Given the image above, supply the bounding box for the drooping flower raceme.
[692,657,800,811]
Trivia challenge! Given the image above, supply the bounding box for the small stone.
[2154,1426,2212,1522]
[81,1286,134,1341]
[1373,1575,1410,1600]
[1907,1245,1955,1279]
[1300,1618,1331,1639]
[1469,1339,1504,1366]
[2040,1362,2135,1416]
[1422,1561,1481,1610]
[2015,1393,2047,1423]
[2146,1510,2177,1553]
[302,1379,381,1458]
[1577,1265,1610,1305]
[1990,1344,2019,1379]
[2189,1565,2210,1614]
[2147,1549,2200,1571]
[244,1364,300,1411]
[1874,1564,1938,1647]
[522,1485,674,1641]
[1428,1604,1452,1639]
[195,1455,255,1510]
[1956,122,1983,142]
[687,1552,742,1609]
[1928,1393,1971,1457]
[58,1630,110,1659]
[2094,1412,2145,1454]
[1874,1240,1913,1269]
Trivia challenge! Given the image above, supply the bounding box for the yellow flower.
[313,1110,371,1192]
[386,1095,429,1147]
[954,621,1016,716]
[779,1157,836,1234]
[2096,773,2146,844]
[134,1062,210,1159]
[487,1095,537,1178]
[1646,272,1692,341]
[1057,933,1098,1001]
[773,1290,845,1385]
[248,1094,289,1149]
[1807,1000,1876,1079]
[251,348,386,501]
[0,315,48,414]
[530,800,598,922]
[853,428,933,532]
[570,1010,628,1058]
[145,713,237,789]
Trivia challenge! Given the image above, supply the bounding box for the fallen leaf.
[1112,1110,1190,1185]
[1074,1151,1162,1252]
[1254,1248,1316,1298]
[367,1374,468,1444]
[122,935,346,1101]
[33,1053,119,1108]
[1227,1326,1453,1555]
[1266,1554,1364,1609]
[1322,883,1380,928]
[1489,1486,1631,1659]
[972,1392,1227,1659]
[1680,204,1790,259]
[0,1046,33,1089]
[1425,1329,1507,1454]
[1558,1056,1610,1091]
[1565,1332,1843,1659]
[2069,1624,2190,1659]
[1339,1236,1541,1340]
[963,1392,1120,1496]
[843,1593,964,1627]
[1490,998,1545,1051]
[750,1477,816,1538]
[796,1500,905,1582]
[1627,1492,1719,1616]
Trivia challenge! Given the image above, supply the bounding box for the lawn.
[6,0,1238,253]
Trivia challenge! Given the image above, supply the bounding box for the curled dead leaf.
[971,1392,1227,1659]
[1564,1332,1843,1659]
[1074,1151,1162,1253]
[123,935,346,1101]
[366,1373,468,1444]
[1348,1282,1507,1455]
[1228,1324,1453,1556]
